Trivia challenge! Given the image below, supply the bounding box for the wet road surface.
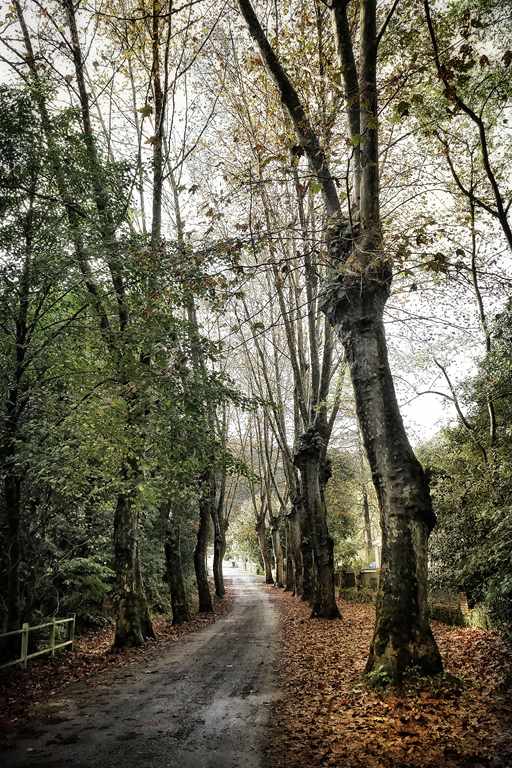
[1,574,279,768]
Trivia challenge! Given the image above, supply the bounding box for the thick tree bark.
[163,511,190,625]
[220,535,227,581]
[194,491,213,613]
[211,503,225,599]
[287,493,312,600]
[285,510,302,594]
[110,374,155,647]
[288,494,315,601]
[113,488,154,647]
[256,515,274,585]
[300,517,315,604]
[295,428,340,619]
[284,516,294,591]
[270,514,285,587]
[322,276,442,678]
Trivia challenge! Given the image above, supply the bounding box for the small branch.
[376,0,400,47]
[434,358,488,464]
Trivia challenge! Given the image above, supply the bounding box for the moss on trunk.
[113,490,154,649]
[295,429,340,619]
[322,273,442,679]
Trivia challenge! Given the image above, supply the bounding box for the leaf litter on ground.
[267,589,512,768]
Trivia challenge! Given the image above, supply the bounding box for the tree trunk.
[270,515,285,587]
[163,510,190,625]
[0,462,22,660]
[237,0,441,680]
[285,513,300,593]
[256,516,274,584]
[1,217,30,655]
[194,492,213,612]
[322,277,442,679]
[284,517,294,591]
[289,492,312,600]
[4,473,21,636]
[300,518,315,604]
[211,504,225,598]
[220,534,227,582]
[362,486,374,564]
[295,428,340,619]
[113,488,155,648]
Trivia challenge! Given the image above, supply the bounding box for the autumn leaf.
[267,590,512,768]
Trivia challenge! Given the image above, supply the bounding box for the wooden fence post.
[21,623,29,670]
[50,618,56,657]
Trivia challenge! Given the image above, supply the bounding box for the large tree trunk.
[284,516,294,591]
[285,511,301,593]
[210,504,225,599]
[256,515,274,584]
[113,488,155,648]
[286,497,313,599]
[163,510,190,625]
[299,515,315,604]
[322,276,442,679]
[295,428,340,619]
[194,491,213,613]
[270,515,285,587]
[289,492,314,601]
[112,383,154,648]
[219,533,227,586]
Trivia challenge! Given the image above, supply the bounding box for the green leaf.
[395,100,410,118]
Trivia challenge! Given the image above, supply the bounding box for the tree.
[423,0,512,253]
[422,300,512,629]
[237,0,442,678]
[0,87,87,644]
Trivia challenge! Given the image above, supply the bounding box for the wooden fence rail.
[0,616,75,670]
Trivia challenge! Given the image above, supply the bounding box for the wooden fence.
[0,616,75,670]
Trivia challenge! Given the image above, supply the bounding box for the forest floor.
[268,589,512,768]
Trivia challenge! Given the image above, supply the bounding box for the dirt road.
[1,574,279,768]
